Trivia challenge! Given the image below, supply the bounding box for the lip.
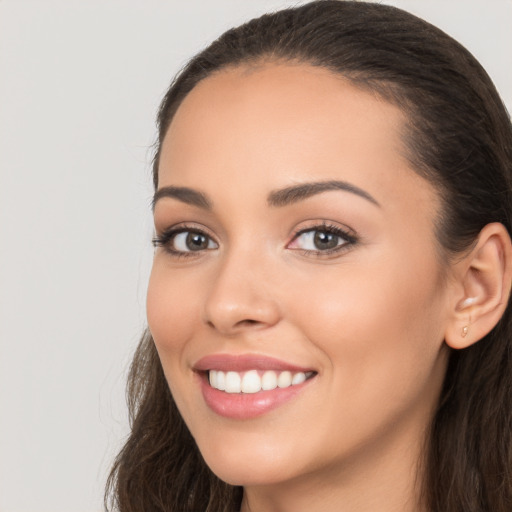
[193,354,316,420]
[194,353,314,373]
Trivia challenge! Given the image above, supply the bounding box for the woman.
[106,1,512,511]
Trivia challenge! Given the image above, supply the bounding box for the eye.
[173,231,217,252]
[153,227,218,256]
[288,224,356,255]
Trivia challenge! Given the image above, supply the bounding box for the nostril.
[206,317,263,333]
[236,319,260,327]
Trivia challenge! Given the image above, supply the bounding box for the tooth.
[211,368,311,393]
[292,372,306,385]
[241,370,261,393]
[225,371,242,393]
[261,370,277,390]
[216,371,226,391]
[277,371,292,388]
[209,370,218,388]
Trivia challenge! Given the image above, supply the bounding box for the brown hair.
[106,2,512,510]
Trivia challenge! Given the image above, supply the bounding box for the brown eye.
[289,227,350,253]
[172,231,218,252]
[184,232,209,251]
[313,230,340,250]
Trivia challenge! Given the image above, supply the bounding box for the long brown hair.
[106,2,512,510]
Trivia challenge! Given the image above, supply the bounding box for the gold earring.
[461,325,469,338]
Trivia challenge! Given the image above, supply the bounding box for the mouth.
[194,354,318,419]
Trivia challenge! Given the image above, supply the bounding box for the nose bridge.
[203,240,280,334]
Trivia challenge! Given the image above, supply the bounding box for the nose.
[202,249,281,336]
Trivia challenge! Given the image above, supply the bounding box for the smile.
[208,369,315,393]
[194,354,317,419]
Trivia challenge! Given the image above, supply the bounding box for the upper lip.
[193,354,315,373]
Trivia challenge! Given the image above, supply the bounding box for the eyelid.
[153,220,358,259]
[152,223,219,257]
[287,221,358,256]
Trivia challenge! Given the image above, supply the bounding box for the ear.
[445,222,512,350]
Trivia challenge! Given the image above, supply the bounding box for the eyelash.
[152,222,357,259]
[289,222,357,257]
[152,224,217,259]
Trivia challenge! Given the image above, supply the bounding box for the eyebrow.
[152,186,212,210]
[267,180,380,208]
[152,179,380,210]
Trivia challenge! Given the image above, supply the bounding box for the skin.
[147,63,458,512]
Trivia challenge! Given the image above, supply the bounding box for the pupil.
[314,231,338,250]
[186,232,208,251]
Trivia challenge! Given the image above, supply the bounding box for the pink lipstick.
[194,354,316,420]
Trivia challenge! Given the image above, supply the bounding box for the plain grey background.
[1,1,511,510]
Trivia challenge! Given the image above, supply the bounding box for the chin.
[208,463,287,487]
[199,440,301,487]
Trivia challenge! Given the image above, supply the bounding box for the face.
[147,63,452,489]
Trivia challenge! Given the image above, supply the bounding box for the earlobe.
[445,223,512,350]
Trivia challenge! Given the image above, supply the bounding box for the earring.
[461,297,476,309]
[461,325,469,338]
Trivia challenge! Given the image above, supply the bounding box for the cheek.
[284,261,448,462]
[290,255,447,392]
[146,262,199,359]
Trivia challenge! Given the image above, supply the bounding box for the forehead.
[163,63,406,164]
[158,63,436,215]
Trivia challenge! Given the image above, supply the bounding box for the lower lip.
[198,373,314,420]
